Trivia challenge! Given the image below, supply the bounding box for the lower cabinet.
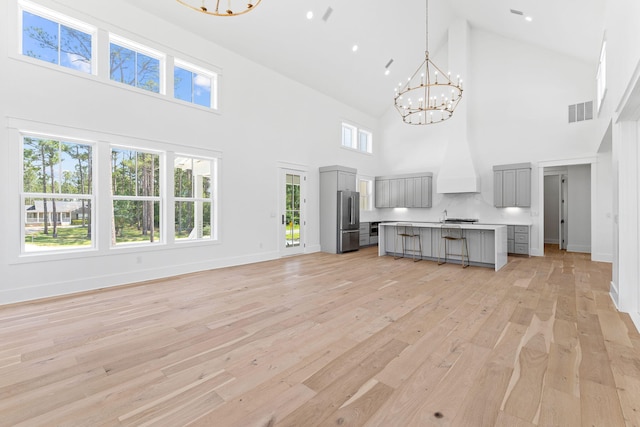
[359,222,370,247]
[465,230,495,264]
[507,225,529,255]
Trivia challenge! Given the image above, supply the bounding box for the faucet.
[441,209,447,222]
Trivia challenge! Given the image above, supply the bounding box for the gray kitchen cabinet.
[389,178,406,207]
[375,179,390,208]
[375,172,433,208]
[493,163,531,207]
[506,225,529,255]
[421,175,432,207]
[337,170,357,191]
[461,230,495,264]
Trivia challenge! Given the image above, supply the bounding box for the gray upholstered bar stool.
[438,225,469,268]
[394,223,422,261]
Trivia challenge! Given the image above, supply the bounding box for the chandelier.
[176,0,262,17]
[394,0,463,125]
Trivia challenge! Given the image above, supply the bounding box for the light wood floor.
[1,246,639,427]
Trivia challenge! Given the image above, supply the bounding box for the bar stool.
[394,223,422,262]
[438,225,469,268]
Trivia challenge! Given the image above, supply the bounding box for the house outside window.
[174,156,216,241]
[596,40,607,113]
[22,136,94,253]
[359,178,373,211]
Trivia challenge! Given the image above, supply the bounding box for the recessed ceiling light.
[525,16,533,22]
[384,69,390,76]
[352,45,359,52]
[306,11,313,20]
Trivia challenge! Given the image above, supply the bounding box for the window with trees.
[110,35,162,94]
[174,60,217,109]
[22,136,94,253]
[341,122,373,154]
[20,1,94,74]
[111,148,161,246]
[174,156,216,241]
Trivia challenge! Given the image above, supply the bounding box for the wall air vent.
[568,101,594,123]
[322,7,333,22]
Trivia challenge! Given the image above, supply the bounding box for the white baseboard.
[592,252,613,263]
[567,244,591,253]
[1,250,281,306]
[630,312,640,334]
[610,280,620,309]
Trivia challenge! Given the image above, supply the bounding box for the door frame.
[277,163,308,257]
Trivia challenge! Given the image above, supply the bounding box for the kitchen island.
[379,222,508,271]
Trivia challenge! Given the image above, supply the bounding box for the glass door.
[280,168,305,256]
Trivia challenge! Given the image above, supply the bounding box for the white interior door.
[279,168,306,256]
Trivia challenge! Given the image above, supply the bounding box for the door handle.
[282,215,285,225]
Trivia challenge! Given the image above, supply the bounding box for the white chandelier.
[176,0,262,17]
[394,0,463,125]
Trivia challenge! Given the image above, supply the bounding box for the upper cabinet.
[375,173,432,208]
[320,165,357,192]
[493,163,531,207]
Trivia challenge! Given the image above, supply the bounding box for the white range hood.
[436,18,479,194]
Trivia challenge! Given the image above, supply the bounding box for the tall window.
[596,40,607,113]
[20,2,94,74]
[110,35,163,94]
[22,136,94,253]
[341,122,372,154]
[111,148,161,246]
[174,156,216,241]
[358,178,373,211]
[174,60,217,109]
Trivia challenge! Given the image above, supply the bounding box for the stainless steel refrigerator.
[337,190,360,253]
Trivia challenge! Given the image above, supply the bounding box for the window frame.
[341,122,373,154]
[110,145,164,248]
[20,132,97,256]
[174,59,219,110]
[109,33,166,95]
[358,177,374,211]
[596,39,607,114]
[173,154,218,242]
[18,0,97,75]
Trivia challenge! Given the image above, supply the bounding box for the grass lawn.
[26,225,159,246]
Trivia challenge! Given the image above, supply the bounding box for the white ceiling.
[125,0,606,118]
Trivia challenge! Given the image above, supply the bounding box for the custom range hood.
[436,19,479,194]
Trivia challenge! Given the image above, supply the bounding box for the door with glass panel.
[280,169,305,256]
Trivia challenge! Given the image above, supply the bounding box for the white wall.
[0,0,382,304]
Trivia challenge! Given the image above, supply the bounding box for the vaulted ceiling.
[125,0,606,118]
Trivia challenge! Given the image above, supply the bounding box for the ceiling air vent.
[510,9,524,15]
[322,7,333,22]
[568,101,594,123]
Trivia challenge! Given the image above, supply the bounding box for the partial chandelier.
[394,0,463,125]
[176,0,262,16]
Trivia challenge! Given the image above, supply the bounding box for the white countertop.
[379,222,507,231]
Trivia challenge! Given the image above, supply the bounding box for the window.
[596,40,607,112]
[111,148,162,246]
[341,122,372,154]
[174,156,216,241]
[359,178,373,211]
[22,135,94,253]
[20,1,94,74]
[110,35,163,93]
[174,60,217,109]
